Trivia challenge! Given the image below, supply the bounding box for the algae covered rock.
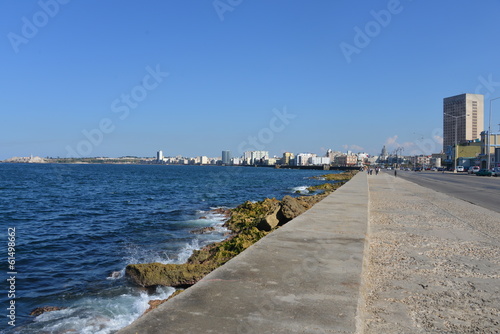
[126,262,216,288]
[307,182,344,193]
[312,171,357,181]
[225,198,280,233]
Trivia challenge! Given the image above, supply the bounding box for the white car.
[468,166,480,174]
[456,166,464,172]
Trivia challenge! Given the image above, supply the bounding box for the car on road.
[468,166,480,174]
[476,169,492,176]
[456,166,465,172]
[437,167,446,172]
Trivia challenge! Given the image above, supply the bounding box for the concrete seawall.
[118,172,370,334]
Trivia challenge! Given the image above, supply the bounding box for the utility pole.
[487,97,500,170]
[444,113,469,172]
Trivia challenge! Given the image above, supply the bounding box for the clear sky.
[2,0,500,160]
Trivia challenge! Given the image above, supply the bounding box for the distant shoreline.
[1,158,360,170]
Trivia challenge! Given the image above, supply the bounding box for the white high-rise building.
[244,151,269,165]
[309,156,330,165]
[296,153,316,166]
[199,156,209,165]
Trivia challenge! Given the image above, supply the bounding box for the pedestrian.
[394,169,397,177]
[376,167,379,175]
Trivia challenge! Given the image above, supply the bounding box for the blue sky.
[1,0,500,159]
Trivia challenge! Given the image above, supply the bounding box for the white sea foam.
[175,238,201,264]
[106,267,126,280]
[123,244,173,266]
[196,207,230,223]
[29,286,175,334]
[291,185,310,194]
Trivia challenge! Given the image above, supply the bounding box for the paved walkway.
[362,173,500,333]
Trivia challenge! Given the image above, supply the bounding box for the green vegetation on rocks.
[313,170,358,181]
[307,182,344,193]
[125,171,356,288]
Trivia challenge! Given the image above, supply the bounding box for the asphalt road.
[381,169,500,213]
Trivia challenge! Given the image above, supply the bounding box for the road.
[381,169,500,213]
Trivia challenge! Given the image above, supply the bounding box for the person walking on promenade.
[394,169,397,177]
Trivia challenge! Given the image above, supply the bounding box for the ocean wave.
[291,185,310,194]
[25,286,175,334]
[123,244,173,266]
[175,239,202,264]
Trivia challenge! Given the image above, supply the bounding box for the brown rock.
[143,290,184,315]
[297,193,328,208]
[190,226,216,234]
[257,205,281,231]
[30,306,64,316]
[211,207,231,218]
[279,195,307,222]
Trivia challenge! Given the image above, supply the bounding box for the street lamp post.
[444,113,469,172]
[487,97,500,171]
[394,147,403,169]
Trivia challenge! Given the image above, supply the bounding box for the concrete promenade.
[119,172,500,333]
[363,173,500,333]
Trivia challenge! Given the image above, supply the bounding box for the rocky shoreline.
[125,171,357,313]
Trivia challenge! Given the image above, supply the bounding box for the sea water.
[0,163,339,333]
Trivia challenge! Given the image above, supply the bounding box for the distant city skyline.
[2,1,500,160]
